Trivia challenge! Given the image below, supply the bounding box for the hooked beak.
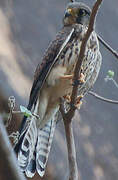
[64,10,72,18]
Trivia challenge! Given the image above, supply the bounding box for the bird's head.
[63,2,91,27]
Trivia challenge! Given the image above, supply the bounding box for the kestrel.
[14,1,102,177]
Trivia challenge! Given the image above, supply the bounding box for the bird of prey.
[14,1,102,177]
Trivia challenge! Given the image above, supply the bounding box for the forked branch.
[98,35,118,59]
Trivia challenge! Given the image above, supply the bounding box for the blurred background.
[0,0,118,179]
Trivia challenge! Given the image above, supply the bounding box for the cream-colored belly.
[37,65,72,124]
[47,65,72,102]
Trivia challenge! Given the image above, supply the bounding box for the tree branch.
[88,91,118,104]
[98,35,118,59]
[60,0,103,180]
[0,117,26,180]
[64,121,78,180]
[60,101,78,180]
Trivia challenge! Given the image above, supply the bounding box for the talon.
[75,95,83,109]
[63,94,83,110]
[79,73,85,84]
[76,95,83,102]
[72,73,85,86]
[75,101,82,109]
[63,94,71,103]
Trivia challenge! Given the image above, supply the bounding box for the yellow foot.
[63,94,71,103]
[60,73,85,86]
[63,94,83,109]
[71,73,85,86]
[75,95,83,109]
[79,73,85,84]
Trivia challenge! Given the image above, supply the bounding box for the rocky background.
[0,0,118,180]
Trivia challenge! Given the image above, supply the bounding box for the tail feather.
[16,98,58,178]
[18,117,38,177]
[36,117,57,177]
[25,150,36,177]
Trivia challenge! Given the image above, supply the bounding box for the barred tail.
[36,117,57,177]
[16,100,39,178]
[18,117,57,177]
[16,99,58,177]
[18,116,38,177]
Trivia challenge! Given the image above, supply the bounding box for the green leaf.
[107,70,114,78]
[20,105,32,117]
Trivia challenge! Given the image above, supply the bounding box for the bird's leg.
[59,74,73,80]
[60,73,85,85]
[61,72,85,109]
[79,73,85,84]
[63,94,83,110]
[63,94,71,103]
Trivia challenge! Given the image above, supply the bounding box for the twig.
[12,110,40,119]
[105,76,118,89]
[60,0,103,180]
[0,117,26,180]
[98,35,118,59]
[88,91,118,104]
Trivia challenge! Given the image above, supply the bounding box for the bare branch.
[0,117,26,180]
[64,120,78,180]
[60,0,103,180]
[60,101,78,180]
[88,91,118,104]
[98,35,118,59]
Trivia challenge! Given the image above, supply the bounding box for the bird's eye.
[78,9,86,16]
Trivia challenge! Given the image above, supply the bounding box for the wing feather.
[14,26,76,153]
[28,27,75,110]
